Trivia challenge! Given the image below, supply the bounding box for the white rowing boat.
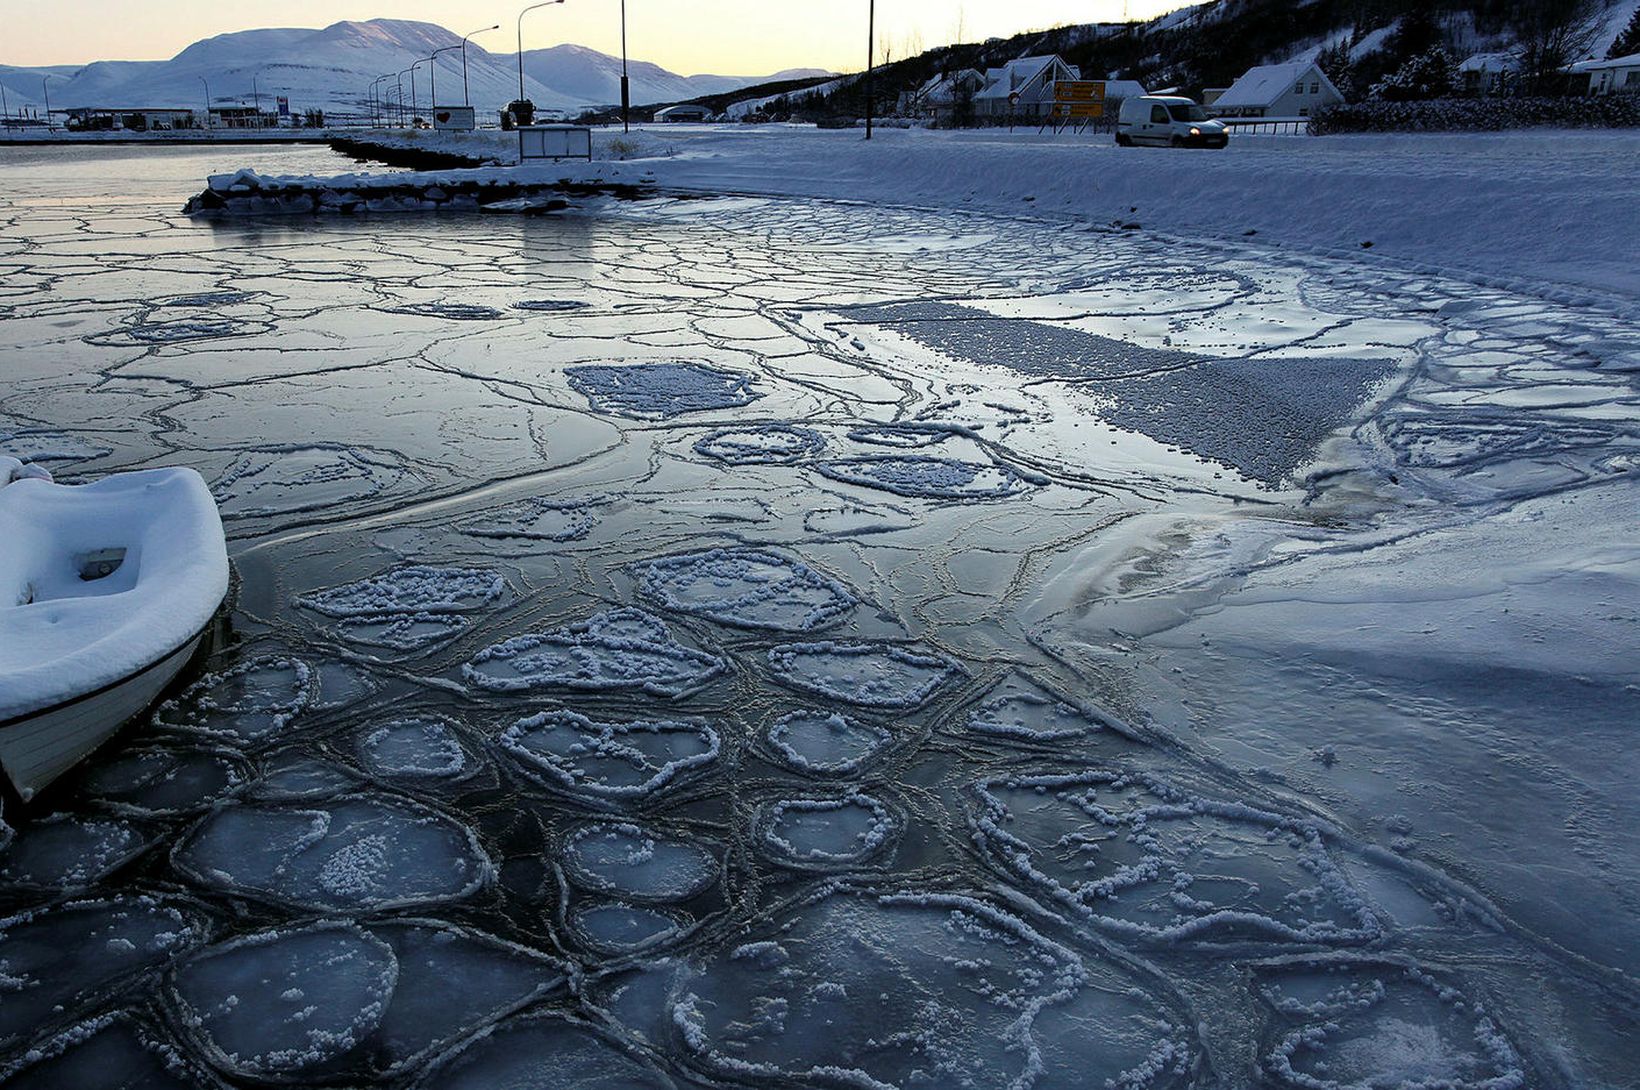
[0,457,228,802]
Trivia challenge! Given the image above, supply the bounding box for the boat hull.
[0,631,203,803]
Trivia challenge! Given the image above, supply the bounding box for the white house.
[1569,53,1640,96]
[972,55,1081,119]
[1211,61,1344,118]
[899,69,986,123]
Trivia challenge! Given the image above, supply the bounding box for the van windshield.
[1167,104,1210,122]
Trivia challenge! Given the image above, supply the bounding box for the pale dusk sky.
[5,1,1187,75]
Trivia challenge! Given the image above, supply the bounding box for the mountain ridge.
[0,19,832,118]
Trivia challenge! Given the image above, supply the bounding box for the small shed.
[1210,61,1344,118]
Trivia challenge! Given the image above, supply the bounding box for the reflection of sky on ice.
[0,145,1636,1087]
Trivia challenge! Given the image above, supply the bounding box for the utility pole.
[620,0,630,133]
[865,0,875,140]
[200,77,211,129]
[252,75,262,128]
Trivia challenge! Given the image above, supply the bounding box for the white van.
[1115,96,1228,148]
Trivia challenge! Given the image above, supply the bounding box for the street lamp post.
[620,0,629,133]
[372,75,390,127]
[517,0,567,106]
[200,76,211,130]
[41,74,59,131]
[428,45,461,111]
[864,0,875,140]
[461,25,500,108]
[396,72,406,126]
[409,61,421,124]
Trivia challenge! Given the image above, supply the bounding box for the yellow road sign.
[1054,81,1106,103]
[1051,101,1105,119]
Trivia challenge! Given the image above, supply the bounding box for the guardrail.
[1219,118,1310,136]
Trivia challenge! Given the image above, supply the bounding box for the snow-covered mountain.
[0,19,831,119]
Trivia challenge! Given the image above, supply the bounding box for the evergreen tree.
[1610,5,1640,58]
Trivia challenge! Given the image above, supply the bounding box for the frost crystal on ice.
[169,922,397,1078]
[418,1011,673,1089]
[694,424,826,465]
[634,547,856,633]
[335,613,472,652]
[457,496,600,542]
[814,454,1032,501]
[665,889,1189,1088]
[766,640,965,708]
[499,710,720,805]
[172,794,490,912]
[513,298,588,312]
[566,362,762,419]
[846,422,955,448]
[386,302,504,321]
[567,903,690,955]
[357,717,470,782]
[296,565,505,617]
[561,822,720,902]
[154,655,314,744]
[968,771,1382,946]
[764,709,892,775]
[0,896,207,1052]
[77,748,248,816]
[464,608,729,698]
[1257,960,1526,1090]
[965,672,1111,743]
[0,1012,208,1090]
[0,813,151,893]
[754,793,900,870]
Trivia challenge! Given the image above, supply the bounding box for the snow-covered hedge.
[1311,95,1640,134]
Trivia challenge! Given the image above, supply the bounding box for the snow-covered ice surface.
[0,143,1637,1088]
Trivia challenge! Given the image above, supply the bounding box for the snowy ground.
[352,123,1640,300]
[0,143,1637,1089]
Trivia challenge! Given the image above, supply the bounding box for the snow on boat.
[0,457,228,803]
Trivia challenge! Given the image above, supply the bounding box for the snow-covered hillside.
[0,19,831,120]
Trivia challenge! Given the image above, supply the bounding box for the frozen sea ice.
[634,547,856,633]
[169,921,397,1079]
[764,709,892,775]
[295,565,505,617]
[464,608,728,698]
[499,710,720,805]
[172,794,490,912]
[814,454,1032,501]
[766,640,965,709]
[561,821,719,902]
[566,362,762,420]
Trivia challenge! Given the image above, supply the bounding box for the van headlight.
[1190,127,1201,136]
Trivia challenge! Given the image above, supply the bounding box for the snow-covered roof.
[1213,61,1338,108]
[1101,80,1149,100]
[1459,52,1520,73]
[1569,52,1640,72]
[974,56,1074,100]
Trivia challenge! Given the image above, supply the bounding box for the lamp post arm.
[517,1,566,107]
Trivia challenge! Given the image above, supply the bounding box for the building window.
[1311,81,1320,94]
[1299,107,1310,116]
[1295,83,1304,94]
